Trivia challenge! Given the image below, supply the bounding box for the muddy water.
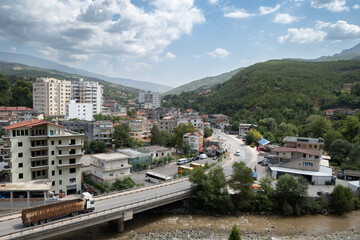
[49,211,360,240]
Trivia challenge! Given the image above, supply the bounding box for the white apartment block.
[90,153,132,184]
[71,78,103,115]
[33,78,71,118]
[139,91,161,109]
[66,100,93,121]
[2,119,84,195]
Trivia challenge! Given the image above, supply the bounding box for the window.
[51,160,55,165]
[52,181,55,186]
[18,142,23,147]
[59,140,62,145]
[69,168,76,174]
[51,151,54,155]
[59,160,62,164]
[19,173,23,179]
[70,178,76,183]
[18,153,23,157]
[69,158,76,164]
[51,141,54,145]
[59,180,62,185]
[59,169,62,175]
[59,150,62,155]
[52,170,55,176]
[18,163,23,168]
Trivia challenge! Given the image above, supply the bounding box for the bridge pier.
[116,218,124,233]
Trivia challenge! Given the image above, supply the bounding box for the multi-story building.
[33,78,71,118]
[139,91,161,109]
[102,96,118,115]
[65,100,93,121]
[183,132,203,152]
[2,119,84,195]
[157,116,178,134]
[90,153,132,184]
[71,78,103,115]
[239,123,257,136]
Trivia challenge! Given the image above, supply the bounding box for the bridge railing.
[1,189,191,240]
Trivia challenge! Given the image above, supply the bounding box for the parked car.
[317,191,329,196]
[261,161,268,166]
[191,156,199,161]
[213,156,218,160]
[177,158,188,165]
[337,172,345,179]
[199,154,207,159]
[257,160,263,165]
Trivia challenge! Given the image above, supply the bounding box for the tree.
[228,224,241,240]
[275,175,308,215]
[84,139,90,154]
[10,80,32,107]
[349,143,360,163]
[189,166,232,213]
[204,127,213,138]
[229,162,254,210]
[330,185,353,214]
[127,109,136,118]
[113,123,132,148]
[328,139,352,165]
[251,176,275,211]
[93,113,105,121]
[0,75,11,106]
[89,140,108,153]
[350,83,360,96]
[170,123,196,149]
[150,125,165,146]
[341,115,360,142]
[111,177,136,191]
[245,129,262,145]
[324,130,343,152]
[305,115,331,138]
[231,121,240,132]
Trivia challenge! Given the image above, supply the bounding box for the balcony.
[30,165,49,170]
[56,144,82,149]
[30,155,49,160]
[57,152,83,158]
[29,135,48,140]
[30,145,48,150]
[3,155,11,161]
[57,163,83,168]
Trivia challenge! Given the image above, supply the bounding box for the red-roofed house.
[183,132,203,152]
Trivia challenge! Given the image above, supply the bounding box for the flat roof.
[275,146,321,156]
[270,165,332,177]
[117,148,150,157]
[92,152,129,161]
[141,145,171,152]
[0,179,52,191]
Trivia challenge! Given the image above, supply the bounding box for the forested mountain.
[0,61,140,105]
[0,52,172,93]
[164,68,243,95]
[163,60,360,127]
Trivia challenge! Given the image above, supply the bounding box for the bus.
[145,172,172,183]
[190,162,205,168]
[178,166,193,174]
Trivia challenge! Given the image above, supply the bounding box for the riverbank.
[132,228,360,240]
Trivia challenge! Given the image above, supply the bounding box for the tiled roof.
[0,106,33,111]
[275,147,321,156]
[185,131,202,137]
[4,119,60,130]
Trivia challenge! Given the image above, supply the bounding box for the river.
[49,211,360,240]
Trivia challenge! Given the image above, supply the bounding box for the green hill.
[164,68,243,95]
[0,61,140,104]
[163,60,360,125]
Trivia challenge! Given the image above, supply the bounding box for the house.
[90,153,132,184]
[137,145,171,159]
[117,149,152,172]
[157,116,178,134]
[209,114,229,130]
[269,136,333,185]
[183,132,203,152]
[238,123,257,136]
[204,145,219,157]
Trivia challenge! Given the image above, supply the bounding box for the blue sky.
[0,0,359,88]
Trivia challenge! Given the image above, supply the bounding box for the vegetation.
[330,185,354,214]
[0,74,33,107]
[228,224,242,240]
[150,125,170,146]
[110,177,136,191]
[170,123,196,149]
[84,139,108,154]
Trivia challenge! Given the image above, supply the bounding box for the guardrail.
[1,189,191,240]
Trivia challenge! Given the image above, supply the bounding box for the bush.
[84,176,107,194]
[228,224,241,240]
[330,185,353,214]
[111,177,136,191]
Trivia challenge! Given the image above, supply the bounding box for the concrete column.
[116,218,124,233]
[10,191,13,207]
[43,191,46,204]
[27,191,30,207]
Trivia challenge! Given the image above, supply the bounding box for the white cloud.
[274,13,297,24]
[315,20,331,30]
[207,48,229,58]
[224,8,254,19]
[0,0,205,62]
[354,4,360,9]
[311,0,349,12]
[326,20,360,40]
[279,28,326,44]
[259,4,281,15]
[125,62,152,73]
[208,0,218,5]
[10,47,16,53]
[165,52,176,60]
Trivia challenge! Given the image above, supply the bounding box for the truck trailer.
[22,192,95,227]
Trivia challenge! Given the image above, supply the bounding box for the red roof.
[185,131,203,137]
[4,119,60,130]
[0,106,33,111]
[275,147,321,156]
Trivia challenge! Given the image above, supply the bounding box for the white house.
[66,100,93,121]
[90,153,132,184]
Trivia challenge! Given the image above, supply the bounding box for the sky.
[0,0,359,88]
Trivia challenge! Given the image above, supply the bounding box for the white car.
[199,154,207,159]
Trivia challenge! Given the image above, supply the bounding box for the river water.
[50,211,360,240]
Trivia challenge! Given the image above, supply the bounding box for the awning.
[258,138,270,146]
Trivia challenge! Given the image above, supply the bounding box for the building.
[90,153,132,184]
[209,114,230,130]
[71,78,103,115]
[137,145,171,159]
[120,120,151,145]
[239,123,257,136]
[102,96,118,115]
[157,116,178,134]
[33,78,72,118]
[117,149,152,172]
[183,132,203,152]
[1,119,84,195]
[269,136,332,184]
[65,100,93,121]
[0,107,42,130]
[139,91,161,109]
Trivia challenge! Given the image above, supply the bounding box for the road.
[0,130,259,237]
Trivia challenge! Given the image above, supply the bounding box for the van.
[177,158,188,165]
[199,154,207,159]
